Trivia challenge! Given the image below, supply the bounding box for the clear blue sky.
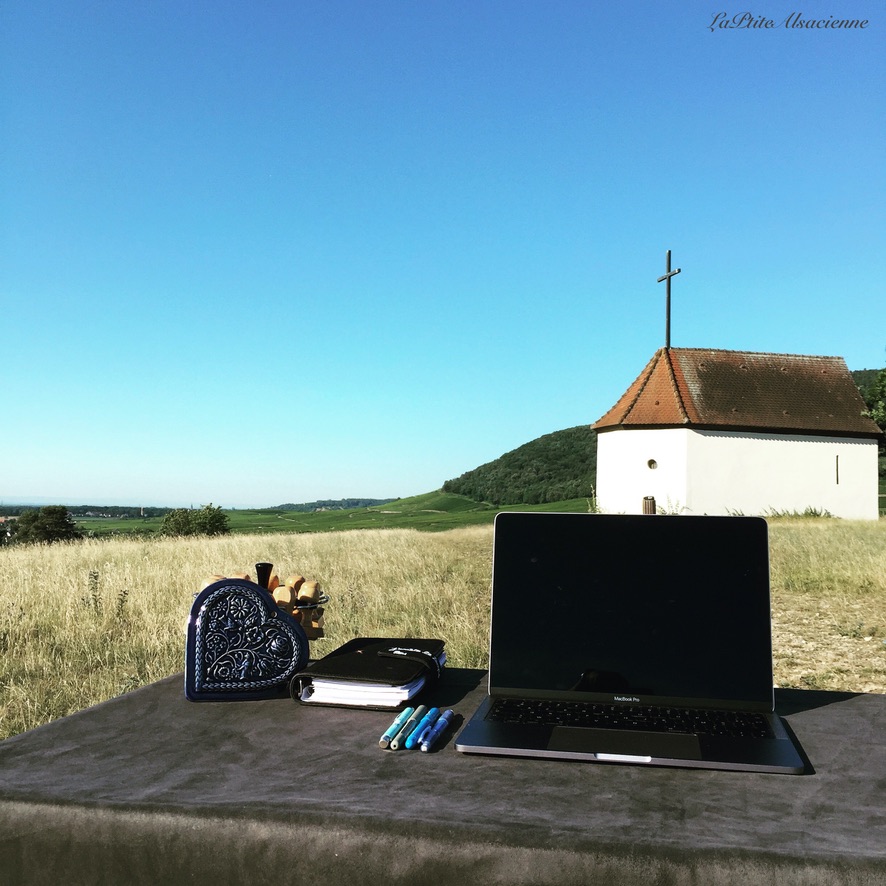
[2,1,883,508]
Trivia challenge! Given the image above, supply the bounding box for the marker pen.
[405,707,440,750]
[420,709,455,752]
[379,707,414,749]
[389,705,427,750]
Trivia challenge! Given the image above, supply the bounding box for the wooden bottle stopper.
[272,585,295,611]
[298,580,322,606]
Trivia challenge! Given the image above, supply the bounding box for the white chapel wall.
[595,428,689,514]
[596,427,879,520]
[684,430,879,520]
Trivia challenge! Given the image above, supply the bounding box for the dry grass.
[769,519,886,692]
[0,527,493,739]
[1,519,884,740]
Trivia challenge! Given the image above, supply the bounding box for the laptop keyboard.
[488,698,774,739]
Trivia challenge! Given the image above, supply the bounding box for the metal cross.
[657,250,681,349]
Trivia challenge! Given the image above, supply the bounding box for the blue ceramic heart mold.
[185,578,309,700]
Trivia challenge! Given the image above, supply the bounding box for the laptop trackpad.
[549,727,702,760]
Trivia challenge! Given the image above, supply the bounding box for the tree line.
[275,498,396,512]
[3,504,230,546]
[856,367,886,443]
[0,504,173,519]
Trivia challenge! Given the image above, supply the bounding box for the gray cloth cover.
[1,669,884,885]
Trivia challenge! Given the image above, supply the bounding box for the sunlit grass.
[0,527,493,739]
[768,519,886,692]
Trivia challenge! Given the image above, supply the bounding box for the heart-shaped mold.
[185,578,309,700]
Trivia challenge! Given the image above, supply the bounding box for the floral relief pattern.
[193,585,304,692]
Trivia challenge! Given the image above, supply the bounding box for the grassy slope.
[74,492,595,538]
[238,492,594,533]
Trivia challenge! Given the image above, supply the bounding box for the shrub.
[160,504,230,537]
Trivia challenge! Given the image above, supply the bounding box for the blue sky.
[2,1,883,508]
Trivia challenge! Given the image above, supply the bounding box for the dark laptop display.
[455,512,808,774]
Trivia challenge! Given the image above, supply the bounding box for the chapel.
[592,347,882,520]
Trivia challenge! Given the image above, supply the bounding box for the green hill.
[226,492,592,535]
[442,425,597,506]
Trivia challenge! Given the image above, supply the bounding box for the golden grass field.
[1,519,884,740]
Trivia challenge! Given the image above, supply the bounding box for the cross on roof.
[657,250,681,349]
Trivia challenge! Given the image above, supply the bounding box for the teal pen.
[389,705,427,750]
[405,707,440,750]
[379,707,414,749]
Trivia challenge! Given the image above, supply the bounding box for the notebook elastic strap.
[377,645,442,684]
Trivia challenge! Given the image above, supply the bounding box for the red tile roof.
[593,348,883,438]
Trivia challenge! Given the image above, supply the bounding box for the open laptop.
[455,512,808,774]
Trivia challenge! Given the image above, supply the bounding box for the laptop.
[455,512,808,774]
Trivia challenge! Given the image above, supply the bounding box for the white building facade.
[593,349,882,520]
[596,427,879,519]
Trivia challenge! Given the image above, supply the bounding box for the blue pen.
[405,707,440,750]
[420,709,455,752]
[410,710,443,749]
[379,707,414,749]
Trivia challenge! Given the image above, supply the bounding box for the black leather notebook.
[290,637,446,709]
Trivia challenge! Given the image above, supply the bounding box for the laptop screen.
[489,513,774,708]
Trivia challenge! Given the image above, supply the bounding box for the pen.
[379,707,414,749]
[405,707,440,750]
[389,705,427,750]
[420,709,455,752]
